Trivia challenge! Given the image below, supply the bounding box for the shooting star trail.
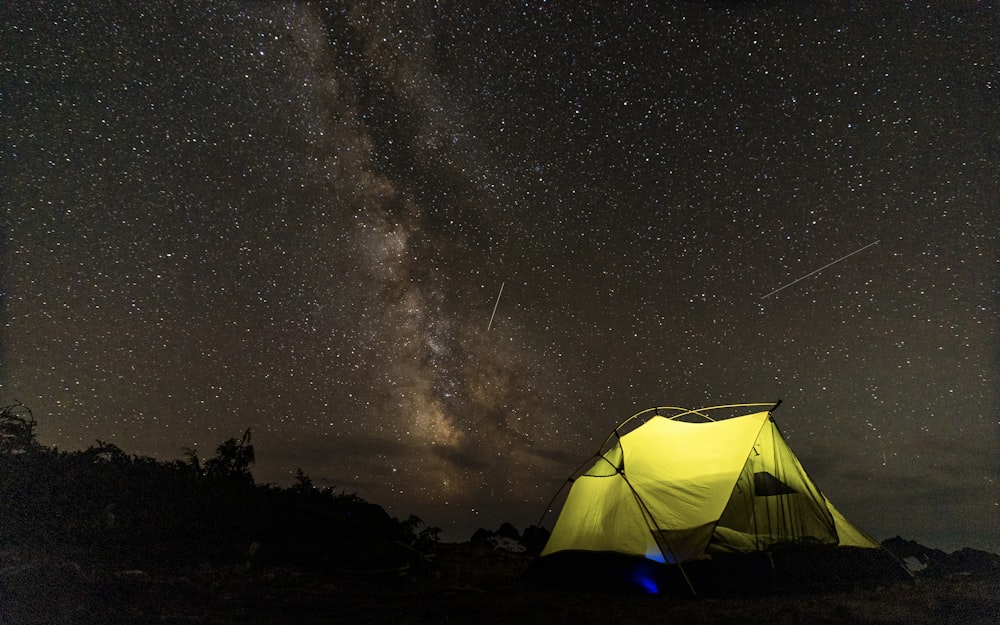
[762,240,880,300]
[487,281,505,331]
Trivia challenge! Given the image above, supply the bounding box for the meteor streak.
[762,240,880,300]
[487,281,505,331]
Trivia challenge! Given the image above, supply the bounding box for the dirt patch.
[3,544,998,625]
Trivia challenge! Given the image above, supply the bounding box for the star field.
[3,2,997,550]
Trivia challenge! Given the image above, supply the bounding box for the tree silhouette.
[203,428,255,482]
[0,401,38,452]
[2,411,438,571]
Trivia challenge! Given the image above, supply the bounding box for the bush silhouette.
[0,404,438,572]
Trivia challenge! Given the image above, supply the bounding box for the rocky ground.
[3,542,999,625]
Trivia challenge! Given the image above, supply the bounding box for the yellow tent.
[541,404,879,567]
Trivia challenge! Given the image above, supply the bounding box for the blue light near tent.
[629,567,661,594]
[644,547,667,563]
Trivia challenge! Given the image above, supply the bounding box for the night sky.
[3,2,997,551]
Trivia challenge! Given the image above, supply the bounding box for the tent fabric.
[541,409,879,564]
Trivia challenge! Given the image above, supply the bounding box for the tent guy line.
[762,240,881,300]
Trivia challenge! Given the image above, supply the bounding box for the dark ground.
[3,543,998,625]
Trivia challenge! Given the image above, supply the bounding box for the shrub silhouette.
[0,401,38,453]
[202,428,255,483]
[0,405,438,572]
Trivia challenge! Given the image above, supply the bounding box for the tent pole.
[671,546,697,597]
[622,474,697,596]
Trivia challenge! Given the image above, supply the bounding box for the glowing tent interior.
[535,403,901,594]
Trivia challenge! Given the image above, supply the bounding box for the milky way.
[3,2,997,549]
